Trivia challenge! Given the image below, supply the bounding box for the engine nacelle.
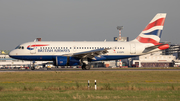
[54,56,80,66]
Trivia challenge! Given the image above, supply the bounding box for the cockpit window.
[15,45,20,49]
[15,45,24,49]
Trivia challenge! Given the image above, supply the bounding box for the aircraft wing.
[63,48,109,59]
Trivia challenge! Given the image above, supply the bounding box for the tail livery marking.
[135,13,166,44]
[143,18,165,31]
[143,30,162,38]
[136,36,158,44]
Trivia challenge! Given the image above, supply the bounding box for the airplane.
[9,13,169,70]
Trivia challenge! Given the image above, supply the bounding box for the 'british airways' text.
[38,49,70,52]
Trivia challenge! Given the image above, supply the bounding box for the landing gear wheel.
[81,63,90,70]
[82,63,86,70]
[85,65,90,70]
[31,63,35,70]
[31,66,35,70]
[31,62,35,70]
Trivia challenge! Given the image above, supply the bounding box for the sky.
[0,0,180,50]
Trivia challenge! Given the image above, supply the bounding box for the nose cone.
[9,50,16,58]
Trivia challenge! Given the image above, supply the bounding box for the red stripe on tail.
[136,36,158,44]
[143,18,165,31]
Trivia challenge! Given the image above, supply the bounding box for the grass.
[0,71,180,100]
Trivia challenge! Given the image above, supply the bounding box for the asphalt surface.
[1,67,180,72]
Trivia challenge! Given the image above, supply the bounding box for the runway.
[1,67,180,72]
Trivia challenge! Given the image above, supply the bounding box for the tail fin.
[132,13,166,44]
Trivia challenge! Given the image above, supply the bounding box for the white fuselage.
[9,41,156,61]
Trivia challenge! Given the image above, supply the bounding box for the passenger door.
[30,43,36,54]
[130,43,136,54]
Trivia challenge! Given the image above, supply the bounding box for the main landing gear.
[81,63,90,70]
[31,61,35,70]
[31,66,35,70]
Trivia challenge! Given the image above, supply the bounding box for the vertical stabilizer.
[132,13,166,44]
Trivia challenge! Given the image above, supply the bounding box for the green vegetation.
[0,50,10,55]
[0,71,180,100]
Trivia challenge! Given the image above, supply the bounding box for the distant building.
[114,37,129,42]
[133,51,175,67]
[0,55,49,68]
[162,44,180,59]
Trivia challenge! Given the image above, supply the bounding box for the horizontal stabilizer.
[143,43,169,53]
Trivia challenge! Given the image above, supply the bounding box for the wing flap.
[63,48,109,59]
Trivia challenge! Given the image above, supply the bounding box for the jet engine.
[54,56,80,66]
